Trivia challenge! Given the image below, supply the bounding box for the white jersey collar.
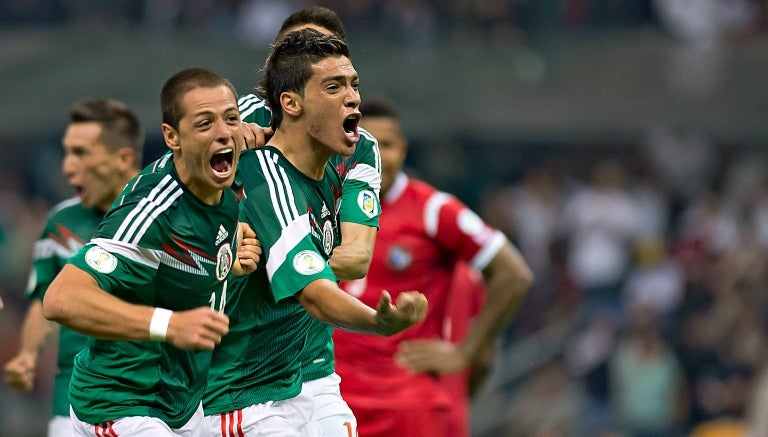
[383,172,409,204]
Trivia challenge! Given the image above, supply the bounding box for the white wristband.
[149,308,173,341]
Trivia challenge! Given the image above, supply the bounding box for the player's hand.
[395,339,469,375]
[3,351,37,392]
[164,307,229,350]
[374,290,427,336]
[241,122,273,149]
[232,222,261,275]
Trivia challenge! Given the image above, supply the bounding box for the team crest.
[215,243,233,281]
[357,190,378,219]
[85,245,118,274]
[322,220,335,255]
[293,250,325,275]
[387,245,412,272]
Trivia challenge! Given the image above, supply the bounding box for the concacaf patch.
[293,250,325,275]
[85,245,118,274]
[357,190,378,219]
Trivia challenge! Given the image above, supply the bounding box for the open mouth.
[343,115,360,144]
[210,148,234,176]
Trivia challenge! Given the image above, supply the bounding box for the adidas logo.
[321,203,330,218]
[216,225,229,246]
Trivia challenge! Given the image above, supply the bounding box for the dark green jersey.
[204,146,341,414]
[236,94,381,386]
[26,197,104,417]
[67,152,240,428]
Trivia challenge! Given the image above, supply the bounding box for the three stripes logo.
[216,225,229,246]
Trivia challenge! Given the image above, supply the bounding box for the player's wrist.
[149,307,173,341]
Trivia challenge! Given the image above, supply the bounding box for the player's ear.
[281,91,302,117]
[162,123,181,151]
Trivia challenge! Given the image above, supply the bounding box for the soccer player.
[334,97,534,437]
[42,67,260,436]
[238,5,380,282]
[3,98,144,437]
[236,7,382,436]
[201,29,427,437]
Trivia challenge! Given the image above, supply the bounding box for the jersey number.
[209,279,228,314]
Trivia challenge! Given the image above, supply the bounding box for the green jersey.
[238,94,380,383]
[67,152,241,428]
[26,197,104,417]
[204,146,341,414]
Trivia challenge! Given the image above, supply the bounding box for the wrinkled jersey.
[67,152,240,428]
[204,146,342,414]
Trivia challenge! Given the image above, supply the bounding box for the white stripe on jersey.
[256,150,300,229]
[33,238,81,260]
[47,197,82,217]
[424,192,451,238]
[91,237,163,268]
[345,163,381,194]
[238,94,271,123]
[114,175,182,245]
[470,230,507,270]
[266,214,311,281]
[359,127,381,173]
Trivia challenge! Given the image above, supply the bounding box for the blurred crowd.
[475,129,768,436]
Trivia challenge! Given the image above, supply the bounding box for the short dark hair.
[69,98,144,160]
[360,97,399,120]
[260,29,350,129]
[161,67,237,130]
[275,6,346,43]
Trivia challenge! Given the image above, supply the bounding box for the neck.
[269,128,330,180]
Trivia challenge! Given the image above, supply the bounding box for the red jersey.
[334,173,505,434]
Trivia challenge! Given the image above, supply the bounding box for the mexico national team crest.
[215,243,233,281]
[322,220,334,255]
[357,190,378,219]
[293,250,325,275]
[85,245,118,274]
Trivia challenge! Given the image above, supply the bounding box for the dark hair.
[260,29,350,129]
[161,67,237,130]
[360,97,399,120]
[275,6,346,43]
[69,98,144,160]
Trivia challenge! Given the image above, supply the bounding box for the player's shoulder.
[358,127,378,148]
[238,93,271,126]
[117,153,183,203]
[46,196,85,219]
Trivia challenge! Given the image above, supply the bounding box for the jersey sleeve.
[238,93,272,127]
[67,177,176,298]
[239,150,337,302]
[427,191,507,271]
[334,128,381,228]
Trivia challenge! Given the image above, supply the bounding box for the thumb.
[377,290,393,313]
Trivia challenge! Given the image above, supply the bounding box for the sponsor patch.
[357,190,378,218]
[293,250,325,275]
[85,246,118,274]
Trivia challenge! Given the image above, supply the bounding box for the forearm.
[18,299,57,358]
[297,278,379,334]
[459,244,533,363]
[42,264,156,341]
[329,222,375,281]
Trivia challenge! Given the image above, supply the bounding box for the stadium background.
[1,1,767,435]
